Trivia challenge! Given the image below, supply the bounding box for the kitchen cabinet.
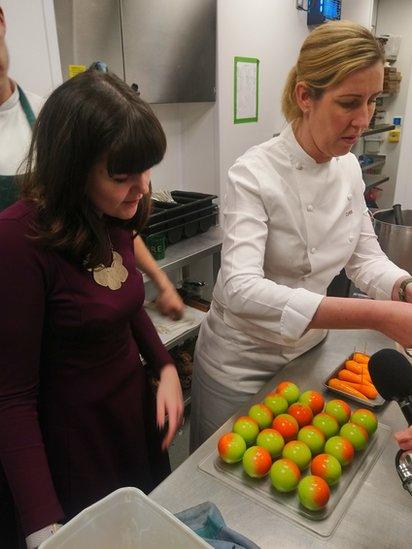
[143,226,222,407]
[142,228,221,470]
[53,0,216,103]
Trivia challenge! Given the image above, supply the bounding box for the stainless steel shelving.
[144,293,207,350]
[361,158,386,172]
[361,124,396,193]
[142,226,223,283]
[362,123,395,136]
[144,227,223,409]
[364,174,390,189]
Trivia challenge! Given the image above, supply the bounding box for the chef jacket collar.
[278,122,334,171]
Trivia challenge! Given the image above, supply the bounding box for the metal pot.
[372,208,412,273]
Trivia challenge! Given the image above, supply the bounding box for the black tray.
[148,191,218,225]
[323,353,385,408]
[143,207,218,247]
[143,204,217,235]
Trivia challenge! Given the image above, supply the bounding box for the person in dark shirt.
[0,6,184,321]
[0,69,183,548]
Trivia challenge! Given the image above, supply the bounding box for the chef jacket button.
[348,235,354,243]
[310,247,316,254]
[307,204,314,212]
[347,194,352,200]
[295,162,303,170]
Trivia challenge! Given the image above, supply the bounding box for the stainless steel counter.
[151,329,411,548]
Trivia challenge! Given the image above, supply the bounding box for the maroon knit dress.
[0,200,172,545]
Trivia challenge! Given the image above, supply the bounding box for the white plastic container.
[39,487,210,548]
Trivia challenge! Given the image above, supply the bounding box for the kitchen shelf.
[145,303,200,409]
[362,124,395,136]
[142,225,223,283]
[361,158,385,172]
[164,324,202,351]
[363,174,390,189]
[144,302,206,351]
[183,388,192,408]
[142,226,222,413]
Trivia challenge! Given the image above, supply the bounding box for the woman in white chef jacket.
[190,20,412,450]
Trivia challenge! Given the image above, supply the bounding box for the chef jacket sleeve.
[0,218,64,536]
[345,208,410,300]
[220,161,324,342]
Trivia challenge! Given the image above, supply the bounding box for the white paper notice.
[236,61,258,120]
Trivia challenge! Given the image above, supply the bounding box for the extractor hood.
[53,0,216,104]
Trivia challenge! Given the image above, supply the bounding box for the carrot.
[353,352,370,364]
[338,368,375,387]
[362,365,372,383]
[327,378,369,400]
[345,360,363,375]
[338,380,378,399]
[338,369,369,385]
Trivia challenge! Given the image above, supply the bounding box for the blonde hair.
[281,20,385,122]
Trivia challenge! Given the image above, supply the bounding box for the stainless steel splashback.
[53,0,216,104]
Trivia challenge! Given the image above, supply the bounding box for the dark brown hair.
[21,70,166,268]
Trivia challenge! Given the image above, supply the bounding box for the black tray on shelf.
[148,191,218,224]
[144,204,217,234]
[143,206,218,247]
[142,191,219,248]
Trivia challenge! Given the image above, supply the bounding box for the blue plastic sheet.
[175,502,260,549]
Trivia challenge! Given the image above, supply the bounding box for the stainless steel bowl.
[373,208,412,273]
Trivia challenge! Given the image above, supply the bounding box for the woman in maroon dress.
[0,70,183,548]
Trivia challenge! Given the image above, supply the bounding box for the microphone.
[369,348,412,495]
[368,348,412,425]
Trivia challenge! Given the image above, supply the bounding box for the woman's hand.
[156,364,184,450]
[394,425,412,452]
[133,235,185,319]
[155,283,185,320]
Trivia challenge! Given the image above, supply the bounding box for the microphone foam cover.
[369,348,412,400]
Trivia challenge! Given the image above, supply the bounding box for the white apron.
[190,300,327,451]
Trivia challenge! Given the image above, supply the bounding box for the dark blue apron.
[0,86,36,212]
